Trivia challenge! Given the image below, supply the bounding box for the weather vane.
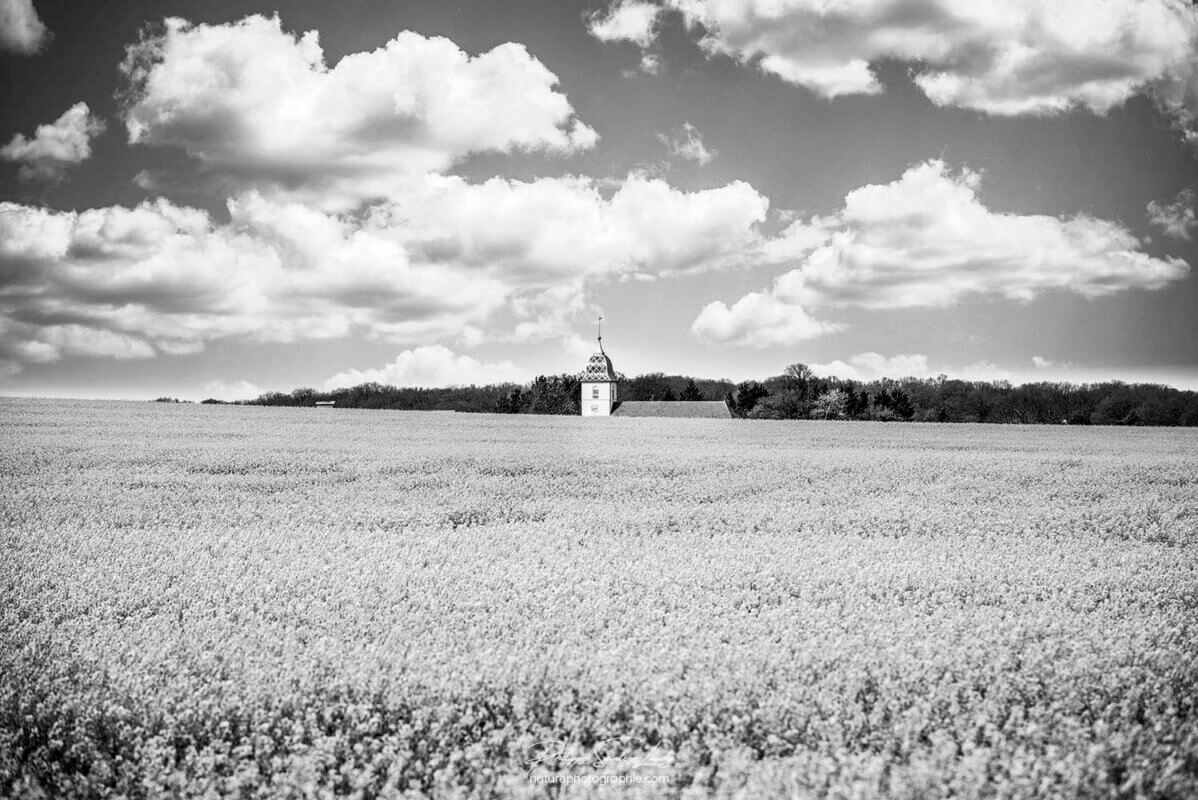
[597,313,603,351]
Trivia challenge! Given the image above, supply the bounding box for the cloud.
[351,171,768,344]
[779,161,1188,307]
[691,291,842,347]
[1,103,105,183]
[1147,59,1198,149]
[810,352,1017,382]
[588,1,660,48]
[0,318,154,375]
[119,14,598,208]
[1032,355,1054,369]
[200,379,263,401]
[657,123,715,165]
[0,169,770,370]
[693,159,1189,346]
[384,172,767,282]
[594,1,1198,132]
[323,345,523,389]
[0,0,48,54]
[1147,189,1197,240]
[638,53,663,75]
[810,353,933,381]
[0,11,778,374]
[0,195,507,372]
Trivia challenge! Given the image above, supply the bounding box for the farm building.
[579,348,619,416]
[579,315,619,416]
[578,320,731,418]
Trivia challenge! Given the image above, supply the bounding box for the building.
[579,337,619,417]
[577,320,731,418]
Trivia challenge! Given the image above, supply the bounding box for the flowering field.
[1,398,1196,799]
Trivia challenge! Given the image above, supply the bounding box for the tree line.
[726,364,1198,426]
[226,364,1198,425]
[230,372,734,415]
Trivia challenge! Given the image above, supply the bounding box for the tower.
[579,315,618,416]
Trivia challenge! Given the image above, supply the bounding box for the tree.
[290,387,317,406]
[811,388,848,420]
[680,379,703,401]
[842,382,867,419]
[1135,398,1180,427]
[1092,391,1139,425]
[526,374,579,415]
[624,372,675,400]
[749,392,803,419]
[730,381,769,417]
[496,386,525,413]
[256,391,291,406]
[781,363,815,400]
[890,388,914,420]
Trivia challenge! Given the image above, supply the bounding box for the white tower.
[580,315,618,417]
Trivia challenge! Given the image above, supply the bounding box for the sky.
[1,0,1196,400]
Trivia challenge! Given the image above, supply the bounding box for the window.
[592,386,600,399]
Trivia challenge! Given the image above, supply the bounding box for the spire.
[579,313,616,382]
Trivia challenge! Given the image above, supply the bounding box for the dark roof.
[580,351,618,382]
[611,400,731,418]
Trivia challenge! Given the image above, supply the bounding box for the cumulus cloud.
[200,379,263,401]
[810,352,1016,382]
[588,1,660,48]
[0,169,771,370]
[691,292,842,347]
[693,159,1189,346]
[810,353,933,381]
[593,0,1198,131]
[1148,60,1198,148]
[637,53,663,75]
[1147,189,1197,240]
[1,103,105,183]
[381,172,767,282]
[352,171,768,344]
[657,123,715,165]
[0,318,154,375]
[119,15,598,208]
[0,195,506,374]
[323,345,523,389]
[0,12,781,374]
[780,161,1187,308]
[1032,355,1054,369]
[0,0,48,54]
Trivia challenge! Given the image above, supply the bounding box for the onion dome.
[581,350,617,382]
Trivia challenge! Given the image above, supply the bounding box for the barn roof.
[611,400,731,418]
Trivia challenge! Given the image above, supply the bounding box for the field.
[1,398,1196,799]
